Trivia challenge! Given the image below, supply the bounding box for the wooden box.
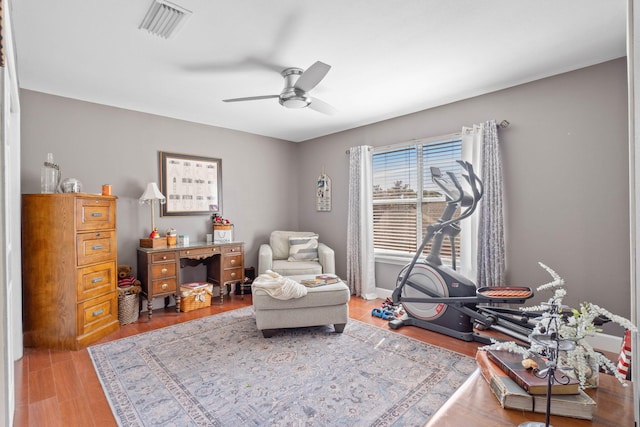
[139,237,167,248]
[179,284,213,312]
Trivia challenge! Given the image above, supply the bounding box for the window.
[372,136,463,267]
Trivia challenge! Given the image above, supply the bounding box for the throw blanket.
[252,270,308,300]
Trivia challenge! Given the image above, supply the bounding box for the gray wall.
[297,58,630,328]
[20,90,299,273]
[20,58,630,328]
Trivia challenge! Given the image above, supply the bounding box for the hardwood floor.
[10,295,520,426]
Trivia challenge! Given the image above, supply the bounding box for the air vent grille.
[139,0,191,39]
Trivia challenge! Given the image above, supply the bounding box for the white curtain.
[461,120,506,287]
[346,146,376,299]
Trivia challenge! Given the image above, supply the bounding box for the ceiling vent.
[139,0,192,39]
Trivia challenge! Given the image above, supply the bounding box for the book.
[486,349,580,395]
[476,351,595,420]
[300,274,341,287]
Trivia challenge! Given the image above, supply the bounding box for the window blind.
[373,137,463,265]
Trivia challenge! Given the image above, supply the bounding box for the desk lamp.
[139,182,166,238]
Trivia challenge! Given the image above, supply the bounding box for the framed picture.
[159,151,222,216]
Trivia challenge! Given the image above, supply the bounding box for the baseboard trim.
[586,332,623,354]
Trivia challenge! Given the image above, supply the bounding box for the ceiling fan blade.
[295,61,331,92]
[308,97,337,115]
[223,95,279,103]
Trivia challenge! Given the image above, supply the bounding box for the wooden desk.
[425,369,634,427]
[137,241,244,320]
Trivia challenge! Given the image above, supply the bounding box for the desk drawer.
[77,261,116,301]
[223,268,243,283]
[77,231,116,266]
[78,291,118,335]
[152,277,177,294]
[151,262,176,279]
[151,252,176,263]
[180,247,220,259]
[223,254,243,269]
[222,245,243,254]
[76,198,116,231]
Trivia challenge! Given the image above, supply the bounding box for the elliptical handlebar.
[462,161,484,207]
[431,160,483,229]
[457,160,483,221]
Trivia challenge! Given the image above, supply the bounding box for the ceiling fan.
[223,61,336,115]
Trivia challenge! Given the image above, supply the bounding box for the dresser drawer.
[151,262,176,279]
[76,198,116,231]
[151,252,176,263]
[78,291,118,335]
[223,268,243,283]
[152,277,177,294]
[76,231,116,266]
[76,261,116,301]
[179,247,220,259]
[223,254,243,269]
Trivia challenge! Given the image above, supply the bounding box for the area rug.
[88,306,475,426]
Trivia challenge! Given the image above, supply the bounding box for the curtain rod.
[345,120,510,154]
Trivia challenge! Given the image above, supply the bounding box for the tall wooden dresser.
[22,194,119,350]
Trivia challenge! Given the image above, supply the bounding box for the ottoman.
[252,274,351,338]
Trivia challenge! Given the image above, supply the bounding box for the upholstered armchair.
[258,230,335,276]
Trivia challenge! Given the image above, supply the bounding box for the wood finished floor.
[11,296,507,426]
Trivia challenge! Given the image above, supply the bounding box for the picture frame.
[159,151,222,216]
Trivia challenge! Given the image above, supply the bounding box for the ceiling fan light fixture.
[280,95,311,109]
[139,0,192,39]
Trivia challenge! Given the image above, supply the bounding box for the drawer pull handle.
[92,244,103,250]
[162,283,168,290]
[91,212,103,217]
[92,308,104,317]
[230,272,236,278]
[161,268,168,274]
[185,251,190,254]
[162,256,167,260]
[91,277,104,283]
[230,259,236,266]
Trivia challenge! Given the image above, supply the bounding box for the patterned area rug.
[89,307,475,426]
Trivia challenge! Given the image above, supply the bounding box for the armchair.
[258,230,335,276]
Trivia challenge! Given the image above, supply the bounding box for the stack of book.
[476,349,596,420]
[299,274,341,287]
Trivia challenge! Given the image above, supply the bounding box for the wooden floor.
[8,295,539,426]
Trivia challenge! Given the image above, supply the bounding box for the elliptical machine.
[389,161,534,344]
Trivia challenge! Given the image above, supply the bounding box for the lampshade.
[139,182,166,204]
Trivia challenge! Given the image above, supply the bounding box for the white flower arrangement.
[481,262,637,388]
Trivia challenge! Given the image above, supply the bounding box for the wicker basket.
[180,284,213,312]
[118,293,139,325]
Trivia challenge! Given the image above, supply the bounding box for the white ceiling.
[11,0,627,142]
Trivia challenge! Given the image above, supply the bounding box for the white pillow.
[288,235,319,261]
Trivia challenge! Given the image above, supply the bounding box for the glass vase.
[560,351,599,389]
